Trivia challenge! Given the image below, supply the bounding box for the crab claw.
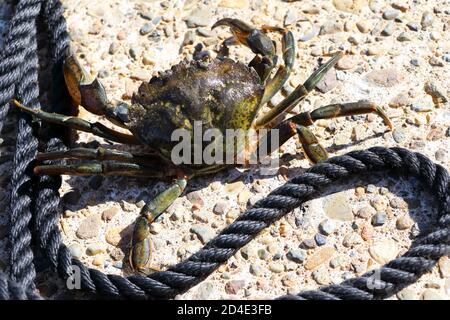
[129,216,153,274]
[212,18,276,58]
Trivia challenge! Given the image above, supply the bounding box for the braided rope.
[0,1,449,300]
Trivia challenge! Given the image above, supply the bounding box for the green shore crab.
[13,19,393,274]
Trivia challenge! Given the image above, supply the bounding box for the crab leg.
[130,177,188,275]
[12,100,140,145]
[260,30,295,105]
[33,161,173,177]
[256,100,393,163]
[254,52,343,128]
[64,53,129,128]
[36,147,160,166]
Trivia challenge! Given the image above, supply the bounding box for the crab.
[12,19,393,274]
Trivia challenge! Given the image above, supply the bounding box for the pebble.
[284,10,297,27]
[443,54,450,63]
[250,264,263,276]
[424,82,448,106]
[356,206,376,219]
[109,248,124,261]
[76,214,102,239]
[197,27,214,38]
[342,233,361,248]
[131,69,152,81]
[390,197,407,209]
[382,9,400,20]
[315,233,327,246]
[438,256,450,278]
[312,269,330,285]
[323,193,354,221]
[360,224,374,241]
[105,226,126,246]
[421,12,434,29]
[190,225,214,244]
[218,0,249,8]
[367,46,384,56]
[395,215,413,230]
[371,212,387,226]
[186,190,204,207]
[225,280,245,294]
[257,248,269,260]
[195,282,215,300]
[184,8,212,28]
[393,129,407,143]
[421,290,444,300]
[319,219,336,235]
[356,21,372,33]
[286,249,306,263]
[142,56,155,66]
[365,69,404,87]
[301,238,317,249]
[389,92,409,108]
[68,243,83,259]
[397,288,417,300]
[112,261,123,269]
[268,262,285,273]
[319,21,343,35]
[381,22,395,36]
[86,243,106,256]
[305,247,335,270]
[435,149,446,162]
[332,0,366,13]
[336,55,357,70]
[406,22,420,31]
[101,206,120,221]
[92,255,104,267]
[139,23,154,35]
[396,32,411,42]
[410,102,433,113]
[213,201,229,215]
[429,56,444,67]
[369,239,398,264]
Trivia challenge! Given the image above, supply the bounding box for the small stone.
[312,269,330,285]
[190,225,215,244]
[370,196,387,211]
[105,227,126,247]
[287,249,306,263]
[195,282,215,300]
[68,243,83,259]
[410,102,433,113]
[435,149,446,162]
[305,247,335,270]
[225,280,245,294]
[389,92,409,108]
[320,21,344,35]
[315,233,327,246]
[366,184,378,193]
[356,206,376,219]
[421,12,434,29]
[282,10,297,28]
[92,255,104,267]
[397,288,417,300]
[182,30,195,47]
[323,193,354,221]
[371,212,387,226]
[443,54,450,63]
[112,261,123,269]
[424,82,448,106]
[332,0,366,13]
[393,129,407,143]
[397,32,411,42]
[381,22,395,36]
[429,57,444,67]
[390,198,407,209]
[86,243,105,256]
[130,69,152,81]
[356,20,372,33]
[365,69,405,87]
[250,264,263,276]
[355,187,365,197]
[142,56,155,66]
[438,256,450,278]
[257,248,269,260]
[269,262,285,273]
[336,55,357,70]
[369,239,398,264]
[139,23,153,36]
[237,189,251,205]
[301,238,317,249]
[129,47,139,60]
[342,233,361,248]
[367,46,384,56]
[319,219,336,235]
[382,9,400,20]
[213,201,229,215]
[109,248,124,261]
[421,289,444,300]
[186,190,204,207]
[192,212,209,223]
[63,189,81,206]
[197,27,214,38]
[184,8,212,28]
[101,206,120,221]
[360,224,374,241]
[108,42,119,54]
[218,0,249,9]
[406,22,420,31]
[76,214,102,239]
[396,215,413,230]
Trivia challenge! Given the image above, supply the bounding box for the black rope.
[0,1,449,300]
